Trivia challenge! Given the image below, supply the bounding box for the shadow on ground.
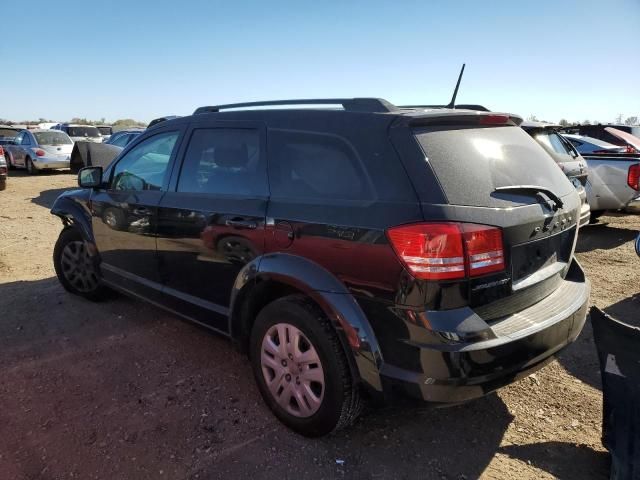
[0,276,516,479]
[576,223,637,253]
[499,442,609,479]
[604,293,640,327]
[30,186,76,209]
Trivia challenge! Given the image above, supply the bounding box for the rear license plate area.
[511,226,576,282]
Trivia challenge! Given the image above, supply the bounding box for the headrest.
[215,144,248,169]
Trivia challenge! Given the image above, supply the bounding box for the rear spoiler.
[407,111,523,127]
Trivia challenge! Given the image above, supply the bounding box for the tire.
[249,295,362,437]
[0,179,5,191]
[5,153,14,170]
[53,228,108,301]
[589,211,604,224]
[26,157,36,175]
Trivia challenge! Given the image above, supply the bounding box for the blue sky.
[2,0,639,124]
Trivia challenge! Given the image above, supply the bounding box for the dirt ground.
[0,170,638,480]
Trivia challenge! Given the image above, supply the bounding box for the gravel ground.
[0,170,638,480]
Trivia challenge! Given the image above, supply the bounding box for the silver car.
[51,124,103,143]
[4,129,73,174]
[562,134,627,154]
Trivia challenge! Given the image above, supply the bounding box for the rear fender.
[230,253,384,393]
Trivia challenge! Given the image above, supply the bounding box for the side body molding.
[230,253,384,393]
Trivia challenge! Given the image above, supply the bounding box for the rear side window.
[177,128,266,196]
[268,129,371,201]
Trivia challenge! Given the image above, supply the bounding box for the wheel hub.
[260,323,325,418]
[60,240,99,293]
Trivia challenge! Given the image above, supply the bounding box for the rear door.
[11,132,26,166]
[156,120,268,332]
[90,127,184,301]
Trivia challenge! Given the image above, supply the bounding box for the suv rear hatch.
[390,111,582,319]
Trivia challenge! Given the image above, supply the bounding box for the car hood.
[605,127,640,151]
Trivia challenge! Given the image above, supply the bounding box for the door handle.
[225,219,258,230]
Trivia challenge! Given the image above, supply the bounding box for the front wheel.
[249,295,362,437]
[53,228,108,301]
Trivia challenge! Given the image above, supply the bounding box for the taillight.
[0,146,4,156]
[386,223,505,281]
[628,164,640,191]
[35,149,46,157]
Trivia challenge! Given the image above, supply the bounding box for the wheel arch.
[51,194,95,245]
[229,253,384,394]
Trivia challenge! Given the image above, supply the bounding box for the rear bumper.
[33,157,70,170]
[625,196,640,214]
[579,200,591,227]
[377,260,590,403]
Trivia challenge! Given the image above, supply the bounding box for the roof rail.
[400,104,490,112]
[193,98,398,115]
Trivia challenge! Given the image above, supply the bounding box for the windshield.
[34,131,73,146]
[569,135,617,148]
[97,126,112,135]
[67,126,101,137]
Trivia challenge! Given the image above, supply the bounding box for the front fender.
[230,253,384,393]
[50,190,95,243]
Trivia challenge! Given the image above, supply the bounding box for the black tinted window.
[111,131,178,191]
[268,129,369,201]
[177,128,265,196]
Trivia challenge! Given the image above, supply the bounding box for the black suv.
[51,98,590,436]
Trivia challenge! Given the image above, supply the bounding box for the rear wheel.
[26,157,36,175]
[249,295,362,437]
[53,228,108,301]
[5,153,14,170]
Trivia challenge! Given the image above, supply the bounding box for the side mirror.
[78,166,103,189]
[636,233,640,258]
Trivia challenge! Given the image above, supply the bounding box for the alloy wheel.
[60,241,99,292]
[260,323,325,418]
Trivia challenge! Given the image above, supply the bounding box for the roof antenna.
[446,63,466,109]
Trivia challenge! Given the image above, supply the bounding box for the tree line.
[0,117,147,128]
[527,115,638,127]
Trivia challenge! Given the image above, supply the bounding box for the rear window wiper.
[494,185,564,209]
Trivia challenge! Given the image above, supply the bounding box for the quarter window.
[110,131,178,191]
[268,130,368,201]
[177,128,265,196]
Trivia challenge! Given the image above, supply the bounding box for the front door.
[156,122,268,332]
[90,128,182,300]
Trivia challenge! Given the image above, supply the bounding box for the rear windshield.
[97,126,112,135]
[0,128,18,141]
[34,131,72,146]
[67,126,101,137]
[414,126,574,208]
[533,131,572,155]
